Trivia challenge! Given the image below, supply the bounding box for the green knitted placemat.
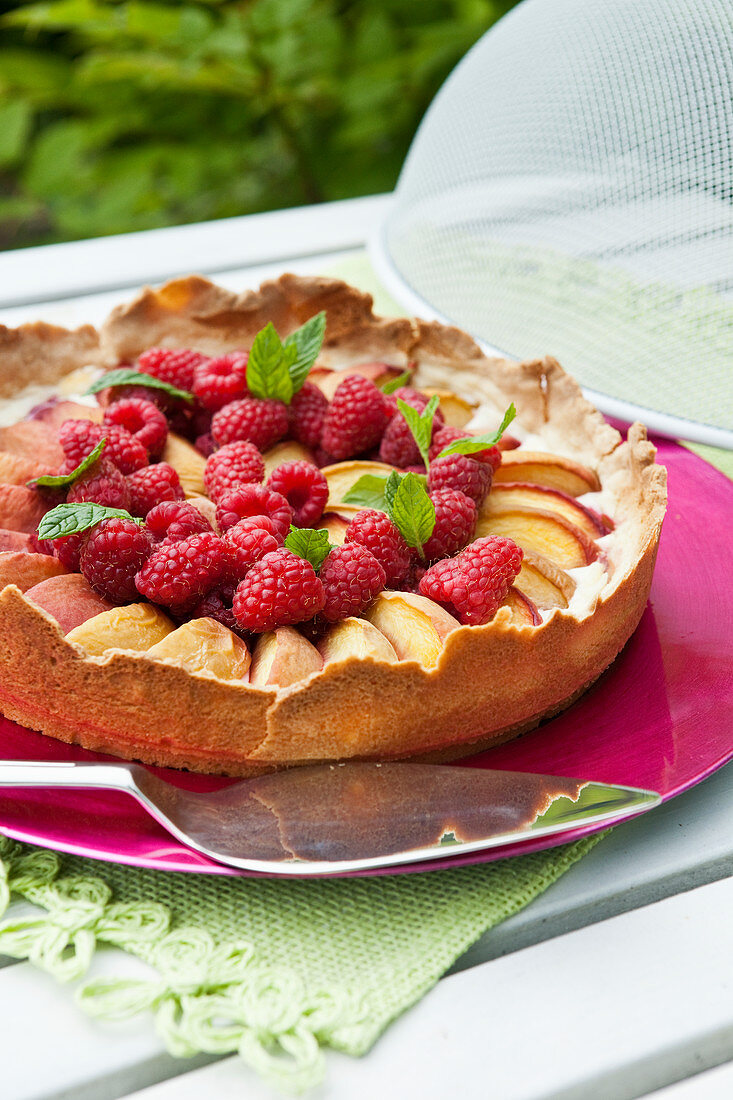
[0,832,601,1092]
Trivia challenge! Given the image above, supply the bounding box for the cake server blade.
[0,760,660,875]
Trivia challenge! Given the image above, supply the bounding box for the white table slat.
[0,196,389,309]
[652,1061,733,1098]
[1,950,216,1100]
[98,877,733,1100]
[0,249,361,331]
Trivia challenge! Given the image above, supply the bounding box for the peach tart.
[0,275,666,775]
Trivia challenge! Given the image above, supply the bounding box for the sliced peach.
[161,432,206,497]
[309,363,407,400]
[28,399,102,429]
[515,549,576,611]
[0,551,67,592]
[262,440,317,477]
[0,452,56,486]
[145,617,250,681]
[0,529,34,552]
[475,507,597,569]
[318,616,399,664]
[499,587,541,626]
[322,460,396,509]
[494,451,600,496]
[484,481,606,541]
[0,485,49,534]
[0,420,64,467]
[66,603,175,656]
[420,389,475,428]
[249,626,322,688]
[24,574,115,634]
[364,591,460,668]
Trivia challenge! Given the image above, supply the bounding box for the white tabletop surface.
[1,195,731,1100]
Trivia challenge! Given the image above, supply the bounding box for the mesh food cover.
[372,0,733,447]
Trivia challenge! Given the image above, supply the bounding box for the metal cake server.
[0,760,660,875]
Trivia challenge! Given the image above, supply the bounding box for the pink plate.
[1,437,731,876]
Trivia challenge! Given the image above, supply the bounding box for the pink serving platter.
[0,436,731,877]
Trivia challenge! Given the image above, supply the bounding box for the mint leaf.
[343,473,390,511]
[383,470,402,513]
[85,368,193,403]
[437,404,517,458]
[388,471,435,560]
[246,322,297,404]
[28,437,106,490]
[284,311,326,394]
[38,502,143,541]
[380,369,412,395]
[284,525,332,572]
[396,394,440,471]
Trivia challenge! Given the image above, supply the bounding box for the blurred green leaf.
[0,100,32,166]
[1,0,517,247]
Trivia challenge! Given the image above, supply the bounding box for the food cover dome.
[371,0,733,447]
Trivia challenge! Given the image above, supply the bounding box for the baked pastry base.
[0,275,666,775]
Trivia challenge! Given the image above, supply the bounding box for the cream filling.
[0,367,102,427]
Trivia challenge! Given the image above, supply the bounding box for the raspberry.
[232,548,325,633]
[137,347,208,392]
[429,425,500,470]
[192,352,249,412]
[211,398,288,452]
[215,484,292,539]
[204,441,265,502]
[104,398,168,458]
[379,389,443,468]
[195,433,215,458]
[428,426,468,462]
[59,419,103,468]
[314,446,338,468]
[223,516,281,579]
[98,425,149,475]
[345,509,411,585]
[59,423,147,477]
[320,543,386,622]
[419,536,523,625]
[52,531,87,572]
[146,500,212,543]
[135,531,229,610]
[67,458,131,510]
[289,382,329,449]
[320,376,391,460]
[127,463,184,517]
[80,517,154,604]
[422,489,476,561]
[388,386,444,418]
[378,413,422,468]
[396,561,427,594]
[266,461,328,528]
[428,453,493,505]
[188,586,240,634]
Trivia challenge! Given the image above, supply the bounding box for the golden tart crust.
[0,275,666,775]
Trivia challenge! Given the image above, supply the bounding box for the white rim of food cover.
[369,213,733,451]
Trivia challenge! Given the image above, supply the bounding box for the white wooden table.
[1,195,732,1100]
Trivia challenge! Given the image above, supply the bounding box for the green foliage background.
[0,0,515,248]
